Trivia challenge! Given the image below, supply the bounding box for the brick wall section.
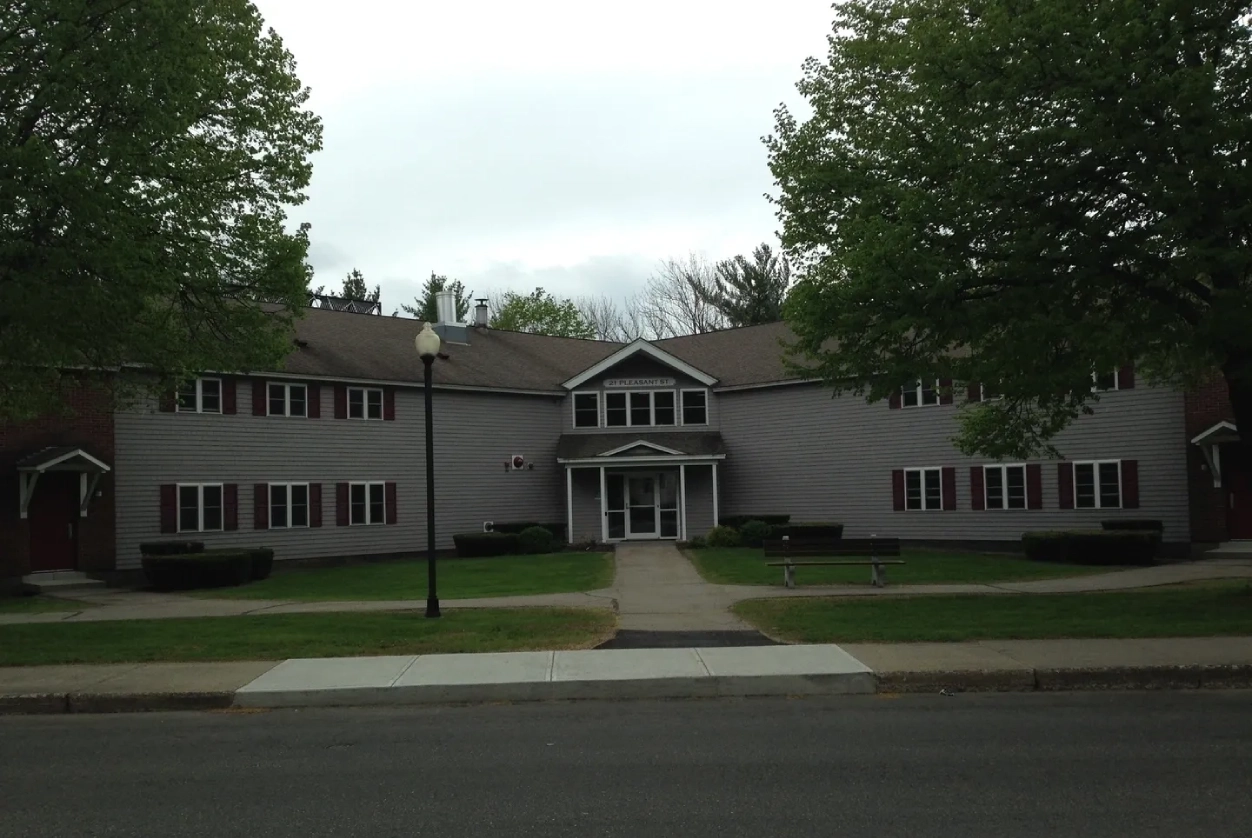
[1184,374,1233,543]
[0,378,117,578]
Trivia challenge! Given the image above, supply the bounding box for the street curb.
[874,669,1035,693]
[67,691,235,714]
[0,693,70,714]
[1034,666,1205,691]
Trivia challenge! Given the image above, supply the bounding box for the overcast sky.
[250,0,834,314]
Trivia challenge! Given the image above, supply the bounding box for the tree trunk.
[1222,354,1252,463]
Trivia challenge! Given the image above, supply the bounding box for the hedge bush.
[453,532,520,558]
[739,520,774,548]
[142,549,253,591]
[490,521,567,540]
[1021,531,1161,566]
[518,526,555,554]
[1101,519,1164,532]
[706,525,743,548]
[249,547,275,580]
[719,514,790,529]
[776,523,844,539]
[139,540,205,556]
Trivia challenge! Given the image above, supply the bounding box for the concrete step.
[21,571,107,594]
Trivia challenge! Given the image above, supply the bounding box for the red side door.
[28,473,79,572]
[1227,447,1252,540]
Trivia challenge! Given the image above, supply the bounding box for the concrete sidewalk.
[3,637,1251,714]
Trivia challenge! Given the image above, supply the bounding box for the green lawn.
[732,581,1252,643]
[0,595,85,614]
[195,552,614,601]
[687,547,1113,586]
[0,608,617,666]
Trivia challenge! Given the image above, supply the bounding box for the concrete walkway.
[600,542,752,631]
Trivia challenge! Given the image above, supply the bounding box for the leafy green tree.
[490,288,596,338]
[697,243,791,327]
[768,0,1252,459]
[400,272,471,322]
[0,0,322,421]
[340,268,379,302]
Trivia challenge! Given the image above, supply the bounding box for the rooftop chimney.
[435,289,457,324]
[474,298,489,328]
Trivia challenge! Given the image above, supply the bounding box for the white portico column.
[679,463,688,541]
[599,466,608,543]
[711,462,719,529]
[566,466,574,545]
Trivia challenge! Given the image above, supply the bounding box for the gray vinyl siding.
[569,468,603,543]
[114,386,564,568]
[563,356,718,433]
[718,383,1190,544]
[683,464,716,538]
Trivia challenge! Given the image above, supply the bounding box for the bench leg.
[871,561,883,588]
[784,563,795,589]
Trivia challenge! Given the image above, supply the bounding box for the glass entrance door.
[626,475,658,538]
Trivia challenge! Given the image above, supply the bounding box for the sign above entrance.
[604,377,675,388]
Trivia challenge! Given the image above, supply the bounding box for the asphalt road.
[2,692,1251,837]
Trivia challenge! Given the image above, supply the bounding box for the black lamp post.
[415,322,442,618]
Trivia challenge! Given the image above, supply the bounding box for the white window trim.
[571,391,600,428]
[1073,459,1123,509]
[904,467,944,511]
[680,388,709,426]
[979,383,1003,402]
[177,483,224,532]
[348,386,384,421]
[1091,370,1122,392]
[349,480,386,525]
[176,378,222,414]
[268,382,308,418]
[268,482,310,529]
[603,389,679,428]
[983,463,1027,510]
[901,379,940,408]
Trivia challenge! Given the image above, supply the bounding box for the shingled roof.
[279,308,814,392]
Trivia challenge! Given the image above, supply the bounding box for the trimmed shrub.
[142,549,253,591]
[1022,531,1161,566]
[453,532,520,558]
[706,526,743,548]
[739,520,774,548]
[776,522,844,540]
[249,547,275,580]
[518,526,555,555]
[139,540,204,556]
[1101,519,1164,532]
[719,514,790,529]
[686,536,707,549]
[490,521,567,540]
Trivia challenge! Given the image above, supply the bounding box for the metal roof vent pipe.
[435,289,457,325]
[474,298,489,328]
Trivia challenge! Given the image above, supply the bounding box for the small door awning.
[15,447,111,519]
[556,432,727,465]
[1190,421,1238,488]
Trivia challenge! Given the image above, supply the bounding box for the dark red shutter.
[252,380,267,416]
[383,388,396,421]
[254,483,269,529]
[967,382,981,403]
[1121,460,1140,509]
[160,484,177,533]
[888,389,901,410]
[939,379,954,406]
[891,470,905,511]
[336,482,349,526]
[159,390,176,412]
[385,481,398,524]
[310,483,323,527]
[307,383,321,419]
[1119,363,1135,390]
[970,467,985,510]
[941,467,957,510]
[1058,463,1074,509]
[224,484,238,530]
[222,379,237,415]
[334,385,347,419]
[1026,464,1043,509]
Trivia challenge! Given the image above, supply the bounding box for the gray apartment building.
[3,292,1248,581]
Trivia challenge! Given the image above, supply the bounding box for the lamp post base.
[425,597,441,618]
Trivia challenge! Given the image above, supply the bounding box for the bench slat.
[765,560,906,567]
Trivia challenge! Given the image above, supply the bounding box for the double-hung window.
[905,468,943,510]
[348,387,383,420]
[603,391,680,427]
[178,484,223,532]
[1093,370,1122,392]
[984,464,1026,510]
[605,392,628,427]
[681,390,708,425]
[269,483,310,528]
[573,392,599,428]
[653,391,676,425]
[901,380,939,408]
[1074,460,1122,508]
[177,378,222,413]
[630,392,652,426]
[350,482,386,525]
[268,383,308,417]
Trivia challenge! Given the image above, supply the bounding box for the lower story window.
[178,484,223,532]
[905,468,942,510]
[985,465,1026,510]
[270,483,309,528]
[1075,461,1122,509]
[350,482,385,525]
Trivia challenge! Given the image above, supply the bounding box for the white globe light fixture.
[415,321,441,360]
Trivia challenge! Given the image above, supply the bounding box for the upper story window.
[177,378,221,414]
[348,387,383,420]
[269,383,307,417]
[604,390,679,427]
[984,464,1026,510]
[573,392,599,428]
[1074,460,1122,508]
[902,380,939,408]
[653,391,676,425]
[681,389,707,425]
[1093,370,1123,392]
[178,484,223,532]
[905,468,943,510]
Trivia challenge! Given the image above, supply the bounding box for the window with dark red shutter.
[334,386,348,419]
[159,484,177,533]
[383,389,396,421]
[891,470,905,510]
[941,467,957,510]
[222,379,237,415]
[970,467,985,510]
[1121,460,1139,509]
[307,384,321,419]
[310,483,323,527]
[224,484,238,530]
[1026,464,1043,509]
[939,379,954,406]
[385,481,397,524]
[1058,463,1074,509]
[254,483,269,529]
[336,482,350,525]
[252,380,267,416]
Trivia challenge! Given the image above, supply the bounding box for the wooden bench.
[763,537,904,588]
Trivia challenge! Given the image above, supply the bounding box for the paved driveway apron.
[606,543,747,632]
